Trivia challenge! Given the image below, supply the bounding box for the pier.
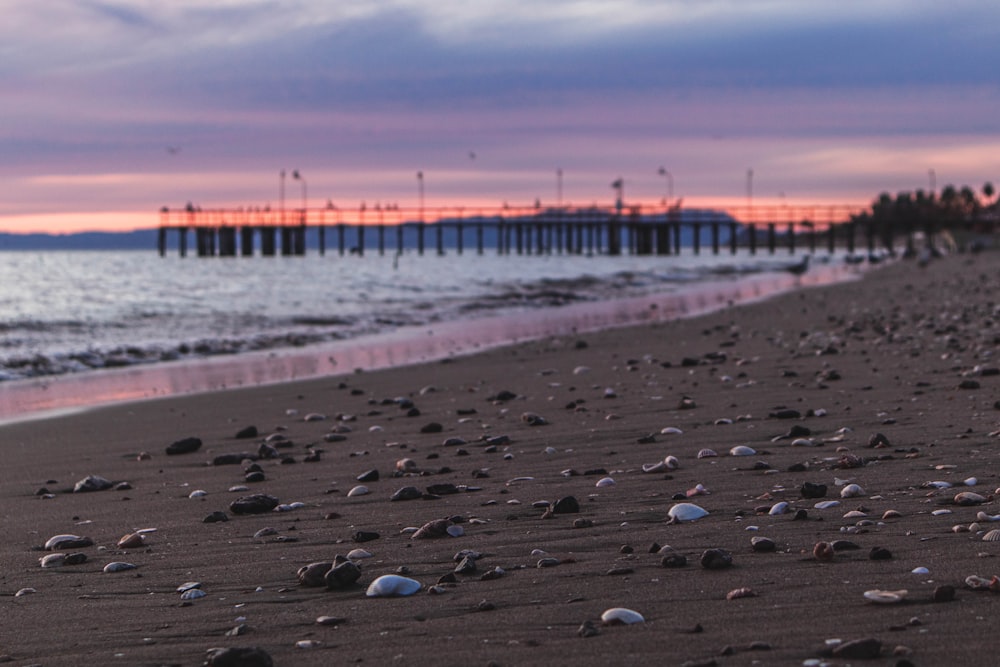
[158,203,893,258]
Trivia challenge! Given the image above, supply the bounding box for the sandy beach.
[1,251,998,667]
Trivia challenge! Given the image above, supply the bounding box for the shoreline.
[2,252,997,666]
[0,260,865,424]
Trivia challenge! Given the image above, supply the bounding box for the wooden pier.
[158,203,888,258]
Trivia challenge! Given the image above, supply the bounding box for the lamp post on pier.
[658,166,673,206]
[279,169,286,224]
[293,170,307,224]
[417,171,425,222]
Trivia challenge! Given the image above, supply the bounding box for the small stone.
[750,536,776,553]
[800,482,827,499]
[204,646,274,667]
[203,511,229,523]
[577,619,599,638]
[551,496,580,514]
[353,530,380,543]
[390,486,423,502]
[830,637,882,660]
[73,475,114,493]
[298,562,334,587]
[700,548,733,570]
[869,546,893,561]
[166,437,202,455]
[235,426,258,439]
[357,469,379,482]
[229,494,280,515]
[325,561,362,590]
[932,585,956,602]
[420,422,444,434]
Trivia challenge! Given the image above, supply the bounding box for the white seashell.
[365,574,421,597]
[368,425,383,432]
[664,455,680,470]
[840,483,865,498]
[228,485,250,492]
[926,480,953,489]
[180,588,207,600]
[814,500,841,510]
[254,527,278,538]
[446,525,465,537]
[812,408,828,417]
[842,510,867,519]
[572,366,591,375]
[189,490,207,498]
[601,607,645,625]
[729,445,756,456]
[347,549,373,560]
[768,502,789,516]
[103,562,137,573]
[931,509,953,516]
[642,461,667,473]
[595,477,616,488]
[791,438,817,447]
[14,588,37,597]
[660,427,683,435]
[176,582,202,593]
[347,485,370,497]
[296,640,323,649]
[982,529,1000,542]
[543,447,557,455]
[863,589,907,604]
[965,477,978,486]
[696,448,718,459]
[714,418,733,425]
[40,553,66,568]
[969,522,982,532]
[976,512,1000,523]
[667,503,708,523]
[911,567,930,574]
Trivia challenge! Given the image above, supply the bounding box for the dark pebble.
[390,486,423,501]
[551,496,580,514]
[212,453,256,466]
[244,471,266,483]
[700,548,733,570]
[578,620,599,638]
[933,584,956,602]
[661,553,688,568]
[426,483,460,495]
[800,481,827,498]
[235,426,258,439]
[203,511,229,523]
[166,437,202,455]
[353,530,380,543]
[869,546,893,560]
[325,561,362,589]
[769,408,801,419]
[830,637,882,660]
[204,646,274,667]
[420,422,444,434]
[229,493,280,515]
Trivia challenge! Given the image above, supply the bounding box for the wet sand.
[1,252,998,666]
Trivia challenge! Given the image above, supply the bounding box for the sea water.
[0,248,863,418]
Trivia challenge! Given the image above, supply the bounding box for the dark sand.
[1,252,998,666]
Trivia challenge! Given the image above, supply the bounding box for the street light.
[611,177,624,214]
[417,171,425,222]
[292,170,307,223]
[657,167,673,205]
[279,169,286,224]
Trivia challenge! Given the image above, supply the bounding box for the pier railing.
[157,202,891,258]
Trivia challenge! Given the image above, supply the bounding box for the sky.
[3,0,1000,232]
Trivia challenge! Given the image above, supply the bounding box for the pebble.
[366,574,421,597]
[229,494,280,515]
[102,562,137,573]
[73,475,114,493]
[204,647,274,667]
[600,607,645,625]
[700,548,733,570]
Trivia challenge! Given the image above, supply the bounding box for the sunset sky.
[3,0,1000,232]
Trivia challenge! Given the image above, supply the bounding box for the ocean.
[0,248,865,419]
